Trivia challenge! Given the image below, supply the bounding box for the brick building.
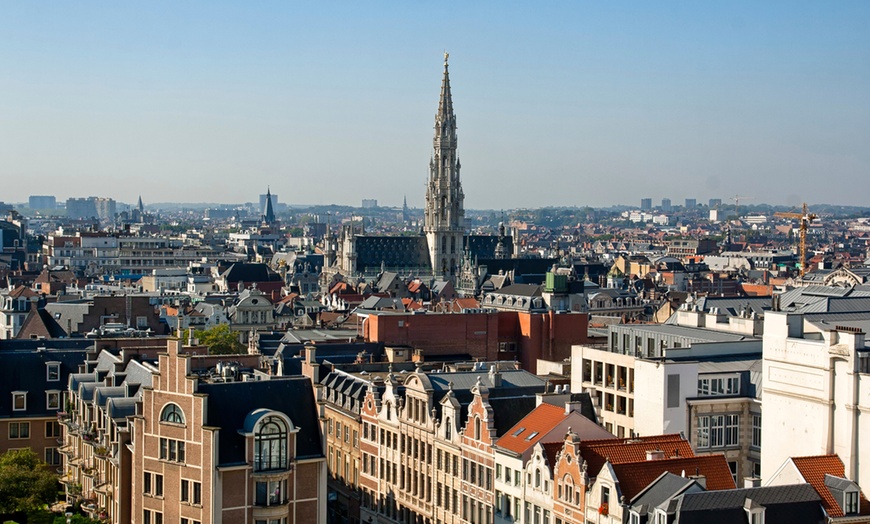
[60,340,327,524]
[359,309,588,373]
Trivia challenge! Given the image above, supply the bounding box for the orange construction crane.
[774,203,817,276]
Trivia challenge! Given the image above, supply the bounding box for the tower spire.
[424,53,465,280]
[263,187,275,225]
[437,52,454,129]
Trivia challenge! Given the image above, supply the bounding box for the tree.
[185,324,244,355]
[0,449,58,513]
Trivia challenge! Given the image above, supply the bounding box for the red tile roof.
[580,434,695,476]
[791,455,870,518]
[496,403,567,455]
[609,455,736,500]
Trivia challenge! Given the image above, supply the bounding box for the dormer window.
[46,362,60,382]
[845,490,859,515]
[744,497,765,524]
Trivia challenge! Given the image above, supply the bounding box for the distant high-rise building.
[640,198,652,211]
[361,199,378,209]
[29,195,56,210]
[661,198,672,211]
[66,198,99,220]
[709,198,722,208]
[93,197,116,222]
[66,197,115,221]
[685,198,697,208]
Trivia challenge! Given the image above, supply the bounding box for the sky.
[1,2,869,210]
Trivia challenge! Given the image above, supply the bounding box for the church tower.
[262,186,276,225]
[424,53,465,278]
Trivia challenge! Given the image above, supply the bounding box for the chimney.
[744,477,762,488]
[646,449,665,461]
[489,365,502,388]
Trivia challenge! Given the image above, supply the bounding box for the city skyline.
[2,2,869,209]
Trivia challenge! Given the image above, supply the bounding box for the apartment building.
[60,340,327,524]
[761,310,870,485]
[356,365,547,524]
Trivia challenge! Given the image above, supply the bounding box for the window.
[256,479,287,506]
[474,417,481,440]
[846,491,860,515]
[12,391,26,411]
[143,510,163,524]
[46,391,60,410]
[255,416,288,471]
[180,519,202,524]
[144,472,163,496]
[726,414,739,446]
[46,421,60,438]
[752,414,761,448]
[46,363,60,381]
[9,422,29,439]
[45,447,61,466]
[698,375,740,396]
[159,438,186,463]
[666,374,680,408]
[160,403,185,424]
[496,463,502,480]
[336,421,342,441]
[728,461,738,485]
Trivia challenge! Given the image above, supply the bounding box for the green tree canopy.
[184,324,245,355]
[0,449,58,513]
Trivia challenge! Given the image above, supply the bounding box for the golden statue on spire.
[444,51,449,65]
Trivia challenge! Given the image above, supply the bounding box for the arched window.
[254,416,288,471]
[160,403,184,424]
[474,417,482,440]
[445,418,452,439]
[535,469,541,488]
[385,402,392,421]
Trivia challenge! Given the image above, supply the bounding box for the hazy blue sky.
[1,2,868,209]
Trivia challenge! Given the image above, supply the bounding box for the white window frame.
[12,391,26,411]
[46,390,60,410]
[46,362,61,382]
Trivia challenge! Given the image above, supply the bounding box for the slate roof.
[609,454,736,500]
[675,484,824,524]
[353,236,430,272]
[221,263,282,283]
[791,455,870,517]
[0,348,89,419]
[197,377,323,465]
[492,283,543,298]
[630,472,702,508]
[425,369,547,437]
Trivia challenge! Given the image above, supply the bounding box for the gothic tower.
[424,53,465,278]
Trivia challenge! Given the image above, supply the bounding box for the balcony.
[94,445,111,459]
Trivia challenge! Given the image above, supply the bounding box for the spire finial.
[444,51,449,65]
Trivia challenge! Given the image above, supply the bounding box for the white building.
[760,311,870,485]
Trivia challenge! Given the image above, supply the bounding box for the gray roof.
[612,323,759,343]
[631,473,702,509]
[678,483,821,511]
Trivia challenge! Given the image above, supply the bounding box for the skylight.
[512,427,525,437]
[525,432,540,441]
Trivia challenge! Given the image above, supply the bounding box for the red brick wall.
[365,312,499,360]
